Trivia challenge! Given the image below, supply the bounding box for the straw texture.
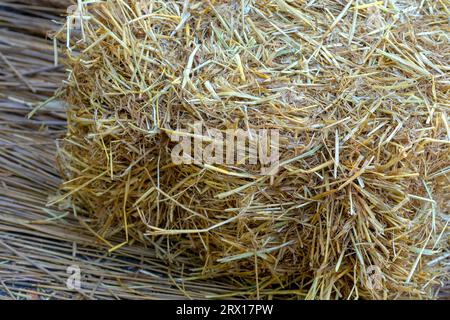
[0,0,241,299]
[53,0,449,299]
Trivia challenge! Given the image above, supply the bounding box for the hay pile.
[53,0,449,299]
[0,0,241,300]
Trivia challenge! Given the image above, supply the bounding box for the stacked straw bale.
[1,0,243,299]
[53,0,449,299]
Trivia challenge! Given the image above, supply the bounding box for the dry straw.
[53,0,449,299]
[1,0,241,299]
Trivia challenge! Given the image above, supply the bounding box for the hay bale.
[52,0,449,299]
[1,0,245,300]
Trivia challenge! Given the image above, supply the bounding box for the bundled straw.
[53,0,449,299]
[1,0,242,299]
